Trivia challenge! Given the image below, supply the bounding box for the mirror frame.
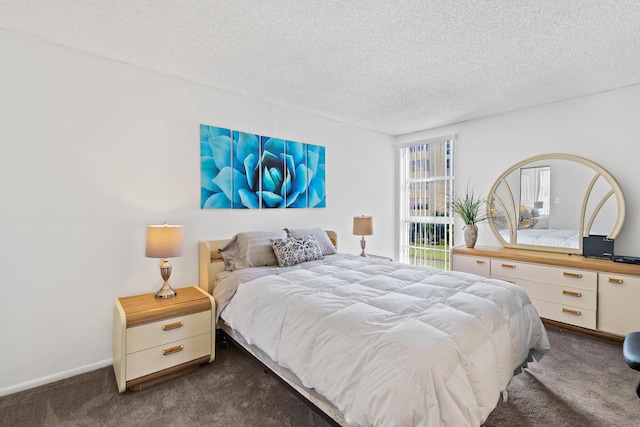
[487,153,626,254]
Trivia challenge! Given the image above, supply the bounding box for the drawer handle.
[162,321,184,331]
[476,260,486,265]
[505,280,516,284]
[162,345,184,356]
[563,272,582,279]
[562,290,582,297]
[561,308,581,316]
[501,263,516,269]
[608,277,623,284]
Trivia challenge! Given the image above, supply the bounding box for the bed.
[198,229,550,426]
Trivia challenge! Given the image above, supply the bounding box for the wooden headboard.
[198,230,338,295]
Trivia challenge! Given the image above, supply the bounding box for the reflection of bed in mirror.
[487,153,625,254]
[499,228,578,248]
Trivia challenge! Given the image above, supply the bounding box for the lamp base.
[155,260,177,298]
[155,282,177,299]
[359,236,368,257]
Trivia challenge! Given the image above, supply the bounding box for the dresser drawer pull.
[608,277,623,284]
[563,272,582,278]
[562,290,582,297]
[162,321,184,331]
[162,345,184,356]
[501,263,516,269]
[561,308,581,316]
[476,260,486,265]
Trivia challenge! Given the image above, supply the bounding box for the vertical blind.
[398,138,454,270]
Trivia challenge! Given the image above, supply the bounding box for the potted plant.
[450,188,488,248]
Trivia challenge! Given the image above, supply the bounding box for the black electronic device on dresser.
[612,255,640,265]
[582,235,614,259]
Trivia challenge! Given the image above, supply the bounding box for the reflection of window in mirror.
[519,166,550,230]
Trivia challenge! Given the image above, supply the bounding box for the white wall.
[396,84,640,257]
[0,29,395,395]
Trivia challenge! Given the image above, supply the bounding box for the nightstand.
[113,286,215,392]
[367,254,393,261]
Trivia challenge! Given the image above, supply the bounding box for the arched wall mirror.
[487,153,626,254]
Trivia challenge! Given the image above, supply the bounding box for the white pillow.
[218,230,287,271]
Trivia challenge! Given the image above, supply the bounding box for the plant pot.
[463,224,478,248]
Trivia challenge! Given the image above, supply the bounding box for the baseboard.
[541,318,624,346]
[0,358,113,397]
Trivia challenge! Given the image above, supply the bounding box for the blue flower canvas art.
[200,125,232,208]
[232,131,261,209]
[284,140,309,208]
[200,124,326,209]
[307,144,326,208]
[260,136,285,208]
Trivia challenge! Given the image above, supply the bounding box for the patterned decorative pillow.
[285,228,338,255]
[270,235,324,267]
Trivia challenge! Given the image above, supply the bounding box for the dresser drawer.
[127,310,212,354]
[126,333,211,381]
[490,259,596,291]
[452,254,490,278]
[598,272,640,336]
[505,277,597,310]
[531,298,596,329]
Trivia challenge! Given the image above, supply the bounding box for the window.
[398,137,454,270]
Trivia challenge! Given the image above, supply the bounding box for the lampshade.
[145,224,184,258]
[353,215,373,236]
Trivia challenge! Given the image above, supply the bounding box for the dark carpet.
[1,329,639,426]
[485,329,640,427]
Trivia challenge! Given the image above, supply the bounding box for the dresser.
[451,246,640,338]
[113,286,215,392]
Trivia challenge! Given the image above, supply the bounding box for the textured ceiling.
[2,1,640,135]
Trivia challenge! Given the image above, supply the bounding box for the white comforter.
[220,255,549,427]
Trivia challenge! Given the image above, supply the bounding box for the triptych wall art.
[200,124,326,209]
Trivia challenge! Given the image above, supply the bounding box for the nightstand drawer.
[127,310,211,354]
[126,333,211,381]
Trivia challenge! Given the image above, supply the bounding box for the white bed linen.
[219,255,549,427]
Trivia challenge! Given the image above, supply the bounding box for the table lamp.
[145,223,184,299]
[353,215,373,257]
